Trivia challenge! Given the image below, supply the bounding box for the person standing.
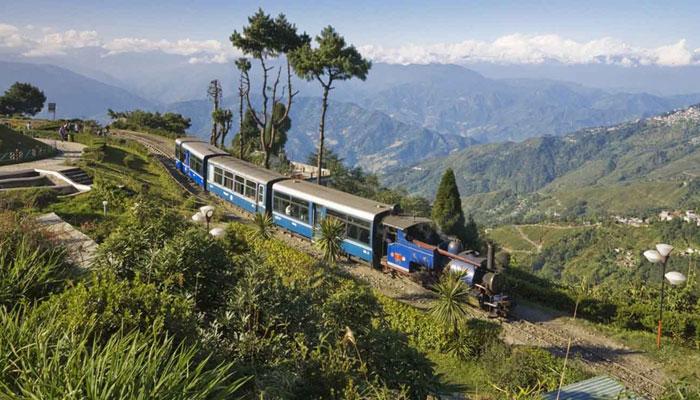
[58,124,67,141]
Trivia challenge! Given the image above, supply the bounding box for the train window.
[326,209,371,245]
[223,171,234,190]
[273,192,309,223]
[213,167,223,185]
[257,185,264,204]
[244,180,256,199]
[190,156,202,175]
[234,176,245,194]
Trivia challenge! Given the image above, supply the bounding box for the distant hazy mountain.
[167,96,475,173]
[354,64,700,143]
[383,105,700,223]
[0,61,155,121]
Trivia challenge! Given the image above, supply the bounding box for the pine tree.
[431,168,466,241]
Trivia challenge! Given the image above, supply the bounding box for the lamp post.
[192,206,215,231]
[199,205,215,231]
[643,244,687,349]
[102,200,108,216]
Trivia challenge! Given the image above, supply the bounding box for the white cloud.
[1,21,698,68]
[359,34,700,67]
[23,29,101,57]
[0,23,29,49]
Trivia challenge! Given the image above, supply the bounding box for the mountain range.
[3,59,700,173]
[383,105,700,224]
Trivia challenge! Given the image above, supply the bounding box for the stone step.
[0,175,53,189]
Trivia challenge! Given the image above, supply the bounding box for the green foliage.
[290,25,371,182]
[230,8,309,59]
[315,217,346,265]
[252,212,274,240]
[432,168,467,240]
[308,147,432,217]
[152,227,234,313]
[0,212,71,307]
[0,306,246,399]
[107,109,191,137]
[96,200,186,279]
[0,82,46,116]
[430,272,470,333]
[45,270,195,340]
[231,105,290,160]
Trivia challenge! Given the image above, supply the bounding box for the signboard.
[47,103,56,120]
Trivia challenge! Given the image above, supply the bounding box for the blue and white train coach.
[207,157,286,215]
[271,179,395,265]
[176,140,228,187]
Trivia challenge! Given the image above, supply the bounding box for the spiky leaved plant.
[252,213,274,241]
[315,217,345,265]
[429,272,470,334]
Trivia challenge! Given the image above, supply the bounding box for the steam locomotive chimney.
[487,243,494,270]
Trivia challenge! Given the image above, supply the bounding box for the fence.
[0,146,57,166]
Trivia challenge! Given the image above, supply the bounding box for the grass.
[488,225,537,252]
[0,125,56,163]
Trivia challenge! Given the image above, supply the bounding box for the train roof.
[273,179,394,221]
[182,141,228,159]
[209,156,286,184]
[381,215,434,230]
[175,137,204,145]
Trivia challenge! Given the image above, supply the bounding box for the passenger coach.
[207,157,286,215]
[271,179,394,265]
[175,137,204,174]
[176,140,227,187]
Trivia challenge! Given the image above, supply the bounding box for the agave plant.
[315,217,345,265]
[429,272,470,334]
[252,213,274,241]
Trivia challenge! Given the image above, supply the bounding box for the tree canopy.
[0,82,46,116]
[290,25,371,184]
[432,168,467,241]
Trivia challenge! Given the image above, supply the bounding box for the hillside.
[0,61,155,121]
[384,105,700,224]
[167,96,475,173]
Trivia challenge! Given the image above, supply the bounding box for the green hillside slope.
[0,124,56,164]
[384,105,700,224]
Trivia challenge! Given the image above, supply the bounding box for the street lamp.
[199,205,215,231]
[102,200,108,216]
[643,244,687,349]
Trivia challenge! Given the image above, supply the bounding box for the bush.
[44,270,196,341]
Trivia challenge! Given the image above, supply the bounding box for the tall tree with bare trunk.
[234,58,251,158]
[207,79,222,146]
[230,9,309,169]
[290,26,371,184]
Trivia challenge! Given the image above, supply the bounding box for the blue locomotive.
[176,140,512,317]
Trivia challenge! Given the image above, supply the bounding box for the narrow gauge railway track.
[113,130,206,202]
[119,131,669,399]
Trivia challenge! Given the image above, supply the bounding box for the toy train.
[174,138,513,317]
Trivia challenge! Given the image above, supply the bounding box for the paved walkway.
[36,212,98,269]
[0,139,85,173]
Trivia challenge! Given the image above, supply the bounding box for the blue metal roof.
[542,376,643,400]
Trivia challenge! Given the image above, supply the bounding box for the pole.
[657,258,667,349]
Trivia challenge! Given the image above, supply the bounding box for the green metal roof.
[542,376,642,400]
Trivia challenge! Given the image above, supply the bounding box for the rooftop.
[273,179,394,221]
[183,142,228,159]
[542,375,641,400]
[209,156,285,184]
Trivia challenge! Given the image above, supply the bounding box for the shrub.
[44,270,195,341]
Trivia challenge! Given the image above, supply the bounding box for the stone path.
[0,139,85,173]
[36,212,98,269]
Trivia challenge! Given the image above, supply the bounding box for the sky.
[1,0,700,66]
